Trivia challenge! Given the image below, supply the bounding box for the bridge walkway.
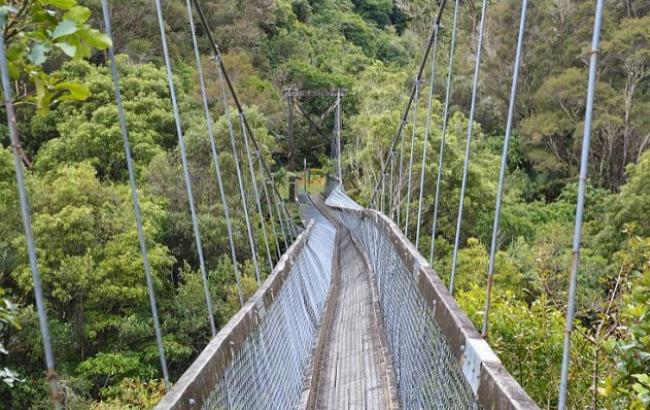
[303,195,396,410]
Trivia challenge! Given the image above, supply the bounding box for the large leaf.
[81,29,112,49]
[52,19,77,39]
[55,41,76,57]
[55,81,90,101]
[28,44,48,65]
[64,6,91,24]
[40,0,76,10]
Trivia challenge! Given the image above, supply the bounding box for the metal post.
[430,0,460,263]
[214,57,262,285]
[186,0,244,306]
[415,26,439,250]
[558,0,605,407]
[449,0,489,294]
[404,79,421,237]
[103,0,170,382]
[482,0,528,337]
[0,23,62,409]
[154,0,216,336]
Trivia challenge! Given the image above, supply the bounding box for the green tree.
[32,59,181,179]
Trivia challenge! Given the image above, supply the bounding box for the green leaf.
[28,44,48,65]
[33,75,53,115]
[55,81,90,101]
[81,29,112,50]
[64,6,91,24]
[7,61,18,81]
[40,0,77,10]
[52,19,77,39]
[55,42,76,57]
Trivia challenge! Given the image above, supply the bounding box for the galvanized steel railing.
[327,187,539,410]
[155,216,336,410]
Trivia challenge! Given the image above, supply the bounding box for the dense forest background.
[0,0,649,408]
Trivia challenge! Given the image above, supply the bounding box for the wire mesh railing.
[156,213,336,410]
[330,214,478,409]
[157,185,540,409]
[327,186,538,410]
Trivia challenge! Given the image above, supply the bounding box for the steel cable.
[449,0,489,294]
[239,114,275,272]
[430,0,460,263]
[214,56,262,285]
[186,0,245,306]
[103,0,170,382]
[482,0,529,337]
[415,26,440,250]
[0,19,62,409]
[558,0,605,407]
[404,79,421,237]
[154,0,217,336]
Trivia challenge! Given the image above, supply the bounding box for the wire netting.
[328,187,480,409]
[201,217,335,410]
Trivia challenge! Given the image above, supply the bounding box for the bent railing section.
[156,218,336,410]
[327,187,539,410]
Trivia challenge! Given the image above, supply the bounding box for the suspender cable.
[388,152,396,218]
[558,0,605,407]
[214,58,262,285]
[280,193,297,240]
[481,0,528,337]
[190,0,296,242]
[430,0,460,263]
[186,0,244,305]
[336,89,342,181]
[415,26,440,250]
[266,166,290,250]
[396,119,406,225]
[102,0,170,383]
[448,0,489,294]
[403,79,421,237]
[154,0,217,336]
[0,26,62,410]
[369,0,448,207]
[380,171,386,214]
[275,182,296,240]
[258,152,283,259]
[239,113,274,272]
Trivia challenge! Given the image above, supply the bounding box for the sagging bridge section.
[155,186,538,410]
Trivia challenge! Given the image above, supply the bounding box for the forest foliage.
[0,0,649,408]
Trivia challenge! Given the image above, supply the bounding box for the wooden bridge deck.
[305,195,396,410]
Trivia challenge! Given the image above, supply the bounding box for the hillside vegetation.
[0,0,649,408]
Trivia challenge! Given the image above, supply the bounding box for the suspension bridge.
[1,0,608,408]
